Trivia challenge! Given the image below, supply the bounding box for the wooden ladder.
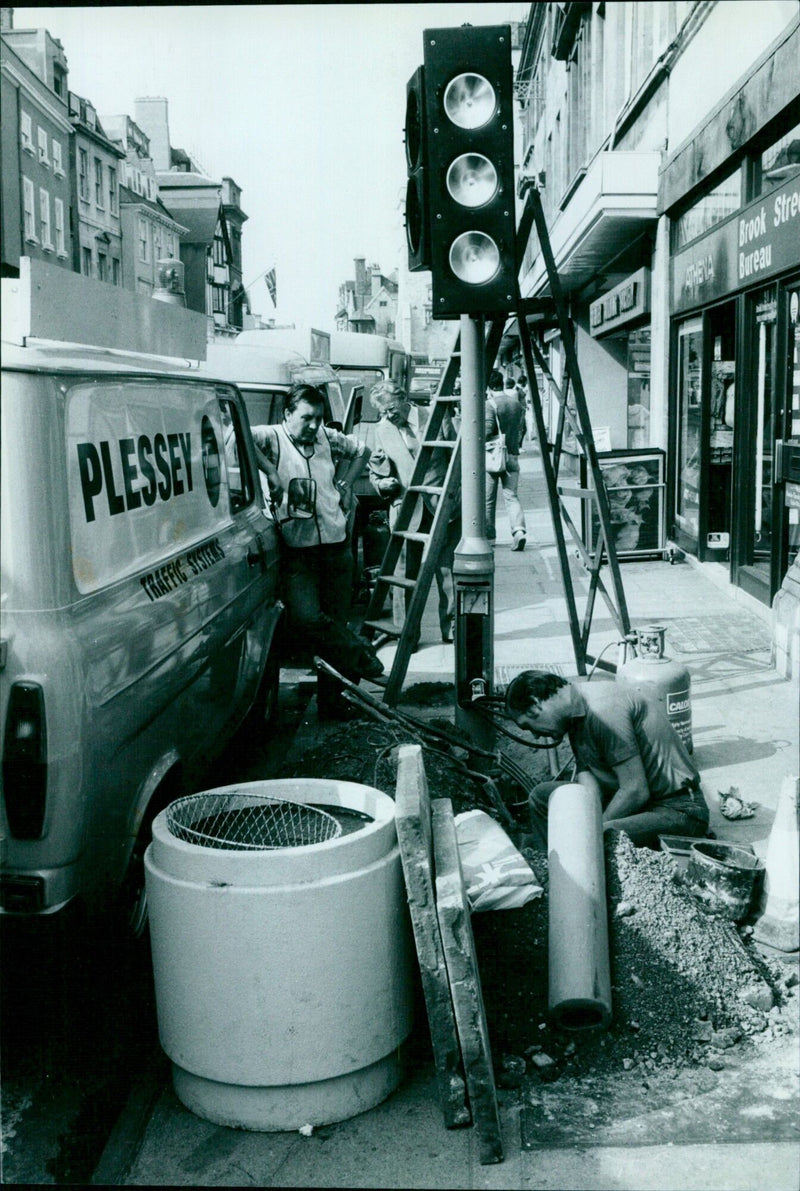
[361,336,464,705]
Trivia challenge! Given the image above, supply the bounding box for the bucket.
[686,840,762,921]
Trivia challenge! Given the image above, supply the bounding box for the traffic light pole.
[453,314,495,750]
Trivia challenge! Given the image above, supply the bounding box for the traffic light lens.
[446,154,498,208]
[449,232,500,284]
[405,87,422,171]
[405,177,422,254]
[443,73,497,129]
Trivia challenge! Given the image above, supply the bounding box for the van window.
[389,352,409,389]
[67,379,250,594]
[238,386,287,427]
[336,368,384,425]
[219,396,255,513]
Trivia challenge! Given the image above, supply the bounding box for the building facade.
[1,19,72,276]
[335,257,398,337]
[515,0,800,671]
[68,92,124,285]
[102,112,187,295]
[134,97,241,339]
[222,176,249,330]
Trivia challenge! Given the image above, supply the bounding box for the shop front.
[670,174,800,608]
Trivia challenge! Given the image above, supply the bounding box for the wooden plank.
[431,798,504,1166]
[394,745,470,1130]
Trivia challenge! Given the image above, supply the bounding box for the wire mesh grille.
[166,791,342,850]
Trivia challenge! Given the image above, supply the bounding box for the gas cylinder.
[616,624,693,753]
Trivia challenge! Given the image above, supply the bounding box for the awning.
[519,151,661,298]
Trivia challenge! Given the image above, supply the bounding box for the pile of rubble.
[474,831,798,1088]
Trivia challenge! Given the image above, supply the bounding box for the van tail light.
[3,682,47,839]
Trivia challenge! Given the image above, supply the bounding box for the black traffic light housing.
[405,66,431,271]
[422,24,517,319]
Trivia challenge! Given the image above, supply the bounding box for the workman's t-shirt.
[567,681,699,802]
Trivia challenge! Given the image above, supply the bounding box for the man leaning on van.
[251,383,383,719]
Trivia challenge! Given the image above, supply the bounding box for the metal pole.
[453,314,495,749]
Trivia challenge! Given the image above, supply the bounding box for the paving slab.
[432,798,503,1165]
[395,744,470,1130]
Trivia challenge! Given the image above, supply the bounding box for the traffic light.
[405,66,431,271]
[422,25,517,319]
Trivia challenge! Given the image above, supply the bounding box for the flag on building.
[265,266,277,308]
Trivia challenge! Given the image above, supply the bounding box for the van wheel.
[117,827,151,942]
[116,772,181,942]
[242,652,280,738]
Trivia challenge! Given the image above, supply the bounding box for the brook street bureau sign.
[672,175,800,314]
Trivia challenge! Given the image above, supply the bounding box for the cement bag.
[454,810,543,912]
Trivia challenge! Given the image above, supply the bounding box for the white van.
[203,339,353,435]
[0,267,282,932]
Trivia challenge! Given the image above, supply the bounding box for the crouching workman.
[505,671,709,850]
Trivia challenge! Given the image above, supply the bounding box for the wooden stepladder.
[361,340,463,705]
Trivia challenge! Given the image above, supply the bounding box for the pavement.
[98,450,799,1189]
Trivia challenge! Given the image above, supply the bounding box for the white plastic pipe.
[547,783,612,1029]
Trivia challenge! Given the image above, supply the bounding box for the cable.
[469,696,564,750]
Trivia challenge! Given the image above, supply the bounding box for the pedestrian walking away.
[252,383,382,719]
[485,369,527,551]
[367,379,460,643]
[505,670,710,851]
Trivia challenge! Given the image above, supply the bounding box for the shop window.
[706,302,737,554]
[747,288,778,580]
[673,170,742,251]
[626,328,651,448]
[674,318,703,547]
[755,121,800,197]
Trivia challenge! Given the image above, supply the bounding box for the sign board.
[785,482,800,509]
[590,268,650,337]
[3,257,207,359]
[672,176,800,314]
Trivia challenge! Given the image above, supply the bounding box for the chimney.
[354,258,367,306]
[1,9,13,31]
[371,265,382,298]
[134,97,171,172]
